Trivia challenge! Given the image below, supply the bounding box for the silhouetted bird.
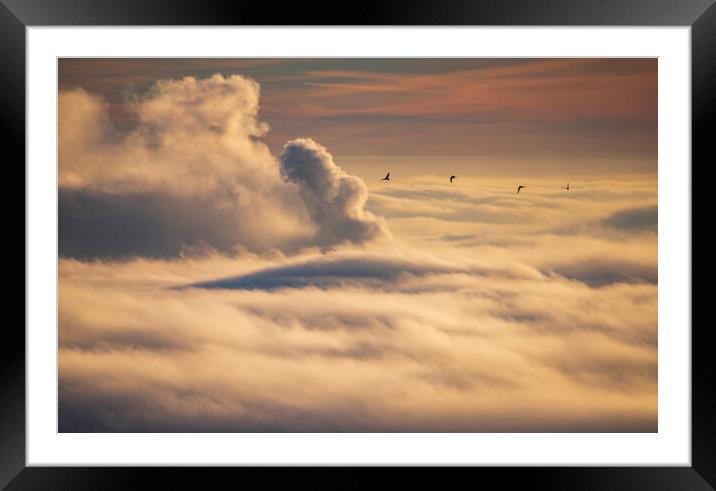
[561,182,570,190]
[517,185,526,194]
[381,172,390,181]
[450,175,456,183]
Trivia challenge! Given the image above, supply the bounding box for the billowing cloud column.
[279,138,388,248]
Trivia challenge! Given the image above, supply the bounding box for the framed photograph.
[3,0,712,488]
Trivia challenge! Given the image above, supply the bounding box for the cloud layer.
[58,175,657,432]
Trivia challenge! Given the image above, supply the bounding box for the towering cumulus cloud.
[279,139,388,248]
[58,75,386,258]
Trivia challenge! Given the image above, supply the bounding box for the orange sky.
[59,58,657,170]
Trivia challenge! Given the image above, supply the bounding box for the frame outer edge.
[692,0,716,488]
[3,0,714,488]
[0,0,27,489]
[1,0,716,26]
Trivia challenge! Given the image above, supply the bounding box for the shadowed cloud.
[182,256,466,290]
[603,205,658,233]
[547,258,657,287]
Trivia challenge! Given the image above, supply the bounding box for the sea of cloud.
[57,73,657,432]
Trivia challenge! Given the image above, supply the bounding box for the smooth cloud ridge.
[183,255,462,291]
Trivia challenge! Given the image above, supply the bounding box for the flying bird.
[450,175,456,183]
[381,172,390,181]
[561,182,570,190]
[517,185,526,194]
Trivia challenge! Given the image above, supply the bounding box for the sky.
[57,58,658,432]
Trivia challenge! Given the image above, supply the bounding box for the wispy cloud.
[60,58,657,162]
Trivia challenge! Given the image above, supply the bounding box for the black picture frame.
[2,0,713,488]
